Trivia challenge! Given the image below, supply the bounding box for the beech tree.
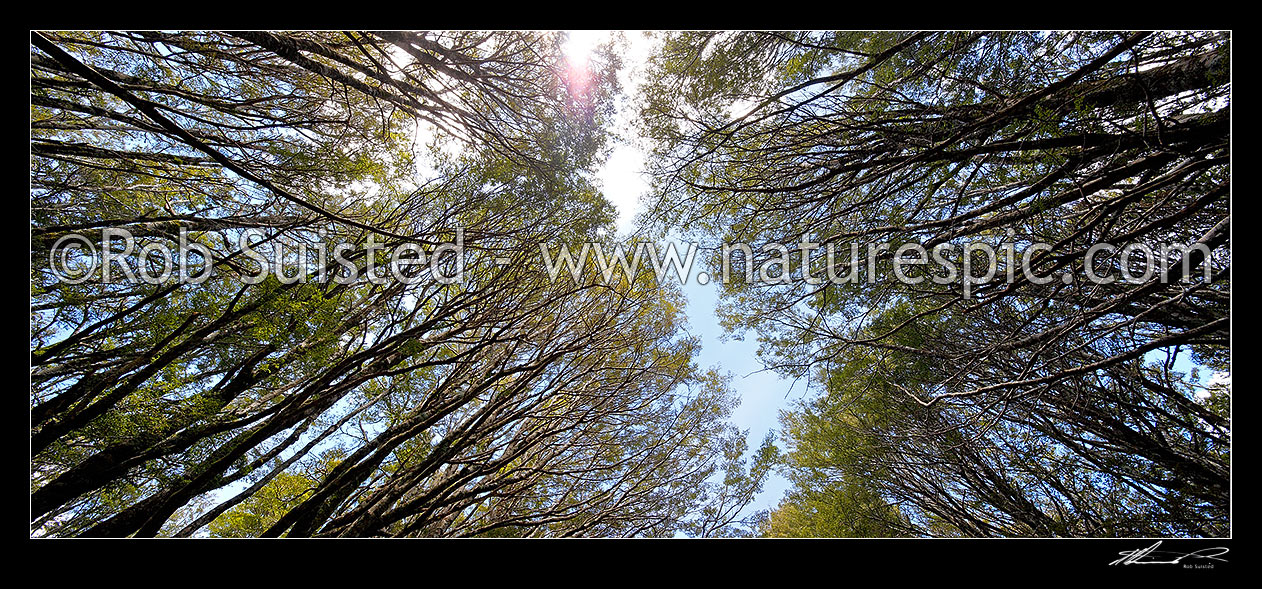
[30,31,767,538]
[33,29,1230,540]
[640,31,1229,537]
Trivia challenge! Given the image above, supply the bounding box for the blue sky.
[571,30,796,518]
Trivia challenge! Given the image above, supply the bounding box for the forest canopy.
[31,30,1228,538]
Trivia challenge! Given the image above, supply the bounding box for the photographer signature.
[1110,541,1229,566]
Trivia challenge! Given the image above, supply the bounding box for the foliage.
[30,30,761,538]
[640,31,1230,537]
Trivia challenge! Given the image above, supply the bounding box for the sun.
[560,31,605,101]
[561,30,603,66]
